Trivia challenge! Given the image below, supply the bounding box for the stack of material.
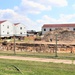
[43,28,75,42]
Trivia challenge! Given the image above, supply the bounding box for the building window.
[20,27,22,30]
[7,26,9,28]
[20,32,22,34]
[3,31,4,33]
[73,28,75,31]
[44,29,46,31]
[50,29,52,31]
[7,32,9,34]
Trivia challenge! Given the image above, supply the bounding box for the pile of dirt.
[43,28,75,42]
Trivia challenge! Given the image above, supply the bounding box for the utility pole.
[55,34,58,57]
[13,35,16,55]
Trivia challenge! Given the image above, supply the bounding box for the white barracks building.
[0,20,14,37]
[14,23,26,36]
[0,20,26,37]
[42,24,75,35]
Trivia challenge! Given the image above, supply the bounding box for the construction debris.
[43,28,75,42]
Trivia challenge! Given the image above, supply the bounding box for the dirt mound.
[43,28,75,42]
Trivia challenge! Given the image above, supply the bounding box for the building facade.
[0,20,14,37]
[14,23,26,36]
[42,24,75,35]
[0,20,26,37]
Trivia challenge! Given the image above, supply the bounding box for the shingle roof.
[0,20,7,24]
[42,24,75,28]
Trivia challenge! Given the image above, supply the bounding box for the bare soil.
[0,55,75,64]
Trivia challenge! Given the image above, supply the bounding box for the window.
[73,28,75,31]
[7,32,9,34]
[20,32,22,34]
[20,27,22,30]
[44,29,46,31]
[50,29,52,31]
[7,26,9,28]
[3,31,4,33]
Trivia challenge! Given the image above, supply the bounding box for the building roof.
[42,24,75,28]
[14,23,20,26]
[0,20,7,24]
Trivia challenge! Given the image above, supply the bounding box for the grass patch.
[0,59,75,75]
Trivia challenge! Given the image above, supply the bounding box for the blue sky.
[0,0,75,31]
[0,0,21,9]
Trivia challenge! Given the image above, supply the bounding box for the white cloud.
[20,0,51,14]
[58,14,75,22]
[14,6,19,11]
[13,0,68,15]
[48,0,68,7]
[31,0,68,7]
[0,9,37,30]
[36,14,75,25]
[22,0,50,10]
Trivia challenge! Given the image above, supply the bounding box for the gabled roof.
[14,23,20,26]
[0,20,7,24]
[42,24,75,28]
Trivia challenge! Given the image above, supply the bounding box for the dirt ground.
[24,40,75,45]
[0,55,75,64]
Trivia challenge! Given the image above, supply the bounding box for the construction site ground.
[24,40,75,45]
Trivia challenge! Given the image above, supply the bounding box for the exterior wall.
[0,21,14,37]
[42,27,75,35]
[14,24,26,36]
[42,27,55,34]
[68,27,75,31]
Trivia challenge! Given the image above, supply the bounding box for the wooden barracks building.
[42,24,75,34]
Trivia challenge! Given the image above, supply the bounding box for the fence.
[0,33,75,59]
